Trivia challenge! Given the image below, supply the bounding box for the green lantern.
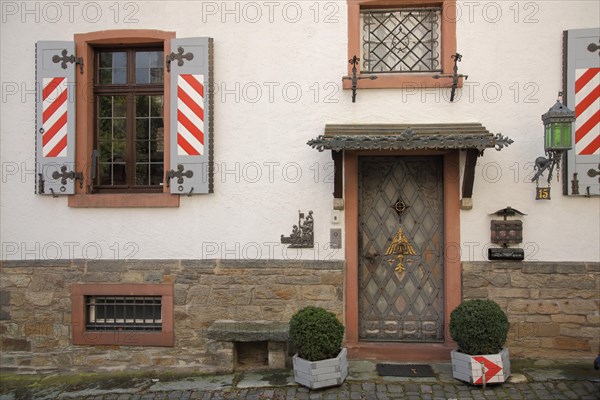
[541,100,576,153]
[532,98,577,193]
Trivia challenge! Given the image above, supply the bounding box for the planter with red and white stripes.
[451,348,510,385]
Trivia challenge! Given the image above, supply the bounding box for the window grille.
[361,7,441,73]
[85,296,162,331]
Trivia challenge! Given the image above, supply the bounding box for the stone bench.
[207,320,289,370]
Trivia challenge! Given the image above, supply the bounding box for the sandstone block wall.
[0,259,344,374]
[462,262,599,359]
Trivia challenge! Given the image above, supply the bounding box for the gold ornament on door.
[384,228,416,273]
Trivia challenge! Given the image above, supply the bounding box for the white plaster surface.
[1,1,598,261]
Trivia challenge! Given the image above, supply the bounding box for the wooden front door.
[358,156,445,342]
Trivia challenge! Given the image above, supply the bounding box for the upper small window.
[346,0,457,89]
[94,47,165,192]
[360,7,442,73]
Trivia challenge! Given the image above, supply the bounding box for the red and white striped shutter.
[168,38,214,194]
[35,41,78,195]
[565,28,600,196]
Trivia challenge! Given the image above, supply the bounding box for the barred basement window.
[72,283,173,346]
[86,296,162,332]
[360,7,441,73]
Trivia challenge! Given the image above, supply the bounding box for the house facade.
[1,1,599,373]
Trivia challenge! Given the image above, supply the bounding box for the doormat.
[376,364,436,377]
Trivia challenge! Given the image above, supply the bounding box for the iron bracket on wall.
[342,55,377,103]
[37,173,45,194]
[52,49,83,73]
[433,53,468,102]
[571,173,580,195]
[281,210,314,248]
[166,46,194,72]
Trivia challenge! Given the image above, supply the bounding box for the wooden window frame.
[72,283,174,347]
[93,46,165,193]
[345,0,460,89]
[69,30,179,208]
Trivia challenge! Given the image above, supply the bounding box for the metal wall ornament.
[488,207,526,261]
[531,94,576,200]
[342,55,377,103]
[433,53,468,102]
[281,210,314,248]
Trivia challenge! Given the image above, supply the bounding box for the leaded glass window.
[94,48,164,192]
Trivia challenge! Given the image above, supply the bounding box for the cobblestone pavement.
[64,381,600,400]
[3,380,599,400]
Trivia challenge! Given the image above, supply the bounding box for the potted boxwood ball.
[289,306,348,389]
[449,299,511,385]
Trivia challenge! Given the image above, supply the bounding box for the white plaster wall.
[0,1,598,262]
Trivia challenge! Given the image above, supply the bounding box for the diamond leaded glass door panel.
[358,156,444,342]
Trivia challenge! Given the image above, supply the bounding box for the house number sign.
[536,187,551,200]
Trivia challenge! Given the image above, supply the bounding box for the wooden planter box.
[293,348,348,389]
[451,348,510,385]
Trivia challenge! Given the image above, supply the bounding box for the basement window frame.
[72,283,174,347]
[345,0,459,90]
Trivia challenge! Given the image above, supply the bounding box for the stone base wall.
[462,262,600,359]
[0,259,343,374]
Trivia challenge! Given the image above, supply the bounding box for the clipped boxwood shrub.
[289,306,344,362]
[449,299,509,355]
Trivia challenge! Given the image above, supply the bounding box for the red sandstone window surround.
[69,30,179,208]
[345,0,460,90]
[72,283,174,347]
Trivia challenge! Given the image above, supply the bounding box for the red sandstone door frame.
[343,150,462,361]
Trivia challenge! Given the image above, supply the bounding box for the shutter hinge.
[166,47,194,72]
[166,164,193,191]
[52,165,83,189]
[52,49,84,74]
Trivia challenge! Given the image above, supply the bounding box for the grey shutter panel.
[565,28,600,196]
[35,41,79,195]
[167,37,214,194]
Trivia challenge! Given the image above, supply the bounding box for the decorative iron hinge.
[281,210,314,248]
[52,166,83,188]
[166,164,194,187]
[166,47,194,72]
[588,40,600,54]
[52,49,83,73]
[587,164,600,182]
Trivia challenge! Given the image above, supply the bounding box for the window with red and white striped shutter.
[565,28,600,196]
[167,38,214,195]
[36,41,79,195]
